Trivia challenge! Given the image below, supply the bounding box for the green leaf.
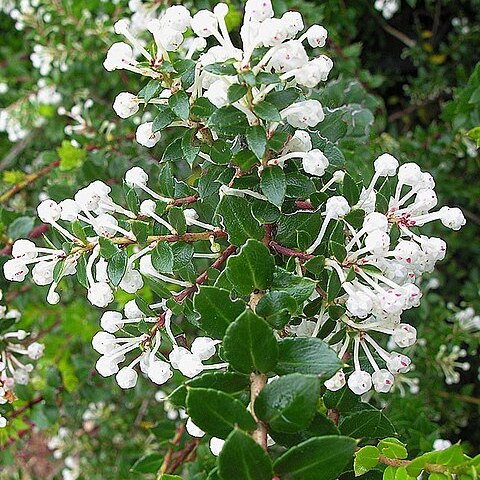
[152,242,174,274]
[218,429,273,480]
[204,62,237,75]
[272,267,316,304]
[225,239,275,295]
[378,438,408,459]
[107,249,128,287]
[76,255,88,289]
[253,101,282,122]
[168,206,187,235]
[354,446,380,477]
[256,72,281,84]
[186,388,256,438]
[246,125,267,160]
[255,374,320,433]
[7,216,34,240]
[168,90,190,120]
[261,166,286,207]
[71,220,87,244]
[227,84,248,103]
[140,80,162,103]
[159,476,183,480]
[342,172,360,205]
[265,88,300,110]
[256,291,297,328]
[273,436,357,480]
[57,140,86,171]
[208,106,249,136]
[210,139,232,164]
[274,337,342,379]
[232,149,258,171]
[152,105,177,132]
[339,406,396,439]
[98,237,119,259]
[217,195,263,246]
[191,98,217,118]
[182,129,200,165]
[223,310,278,374]
[193,286,247,339]
[130,453,163,473]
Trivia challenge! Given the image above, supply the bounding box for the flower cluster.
[105,1,332,147]
[0,289,44,427]
[93,300,226,389]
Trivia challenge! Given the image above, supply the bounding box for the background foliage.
[0,0,479,478]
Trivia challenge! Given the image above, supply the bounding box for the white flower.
[245,0,274,21]
[392,324,417,348]
[124,299,144,319]
[439,206,466,230]
[190,337,219,361]
[372,369,394,393]
[346,291,373,319]
[104,42,135,71]
[119,268,144,294]
[113,92,139,118]
[325,196,350,219]
[302,149,329,176]
[374,153,399,176]
[100,311,124,333]
[135,122,161,148]
[305,24,328,48]
[386,352,411,374]
[284,130,312,153]
[161,5,191,32]
[92,332,116,354]
[87,282,114,308]
[204,80,229,107]
[116,366,138,389]
[59,199,81,221]
[3,259,28,282]
[148,360,173,385]
[37,199,61,223]
[284,100,324,129]
[281,11,304,37]
[347,370,372,395]
[96,355,120,377]
[209,437,225,456]
[324,370,346,391]
[0,415,7,428]
[27,342,45,360]
[125,166,149,187]
[190,10,218,38]
[186,417,205,438]
[11,239,37,260]
[261,18,288,46]
[433,439,452,451]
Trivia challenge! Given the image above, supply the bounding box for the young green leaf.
[168,90,190,120]
[261,165,286,207]
[354,446,380,477]
[246,125,267,160]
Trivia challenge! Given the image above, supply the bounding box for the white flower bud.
[374,153,399,176]
[3,259,28,282]
[347,370,372,395]
[281,11,304,37]
[140,199,156,216]
[11,239,37,260]
[284,100,324,129]
[92,331,116,354]
[136,122,161,148]
[363,212,389,233]
[87,282,114,308]
[398,162,422,186]
[148,20,184,51]
[125,166,148,188]
[0,416,6,428]
[365,230,390,254]
[245,0,274,21]
[386,352,411,374]
[59,199,81,222]
[119,268,144,294]
[161,5,192,32]
[148,360,173,385]
[270,40,308,72]
[261,18,288,46]
[14,368,30,385]
[205,80,229,108]
[305,25,328,47]
[433,439,452,451]
[93,213,118,237]
[100,311,124,333]
[325,196,350,219]
[190,10,218,38]
[113,92,139,118]
[284,130,312,153]
[439,206,466,231]
[302,149,329,177]
[190,337,219,361]
[27,342,44,360]
[116,366,138,389]
[32,261,55,286]
[324,370,346,391]
[372,369,394,393]
[392,324,417,347]
[346,291,373,318]
[124,299,144,319]
[184,208,199,224]
[96,355,121,377]
[103,42,135,71]
[37,199,61,223]
[186,417,205,438]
